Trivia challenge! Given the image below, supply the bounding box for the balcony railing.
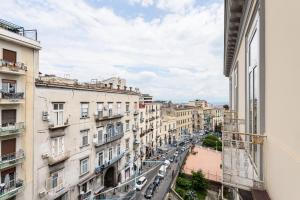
[48,119,69,130]
[222,111,266,190]
[94,111,123,122]
[0,91,24,103]
[0,59,27,75]
[133,110,139,115]
[47,151,70,166]
[94,132,124,147]
[140,118,144,123]
[0,179,24,200]
[0,122,25,137]
[94,150,127,174]
[0,150,25,170]
[79,190,92,200]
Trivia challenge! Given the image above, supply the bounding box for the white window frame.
[81,130,89,146]
[81,103,89,118]
[98,151,104,166]
[97,103,103,117]
[51,136,64,157]
[53,103,64,126]
[80,158,89,175]
[117,102,121,115]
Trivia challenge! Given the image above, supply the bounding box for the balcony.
[222,111,266,191]
[47,151,70,166]
[93,132,124,147]
[132,125,138,132]
[94,150,127,174]
[0,179,24,200]
[140,118,144,123]
[0,91,24,104]
[48,119,69,131]
[0,59,27,75]
[94,111,123,122]
[79,190,91,200]
[149,117,155,122]
[133,110,139,115]
[0,122,25,137]
[0,150,25,170]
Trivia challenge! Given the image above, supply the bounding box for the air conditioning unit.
[42,111,49,121]
[41,153,49,159]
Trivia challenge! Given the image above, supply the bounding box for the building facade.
[0,20,40,200]
[160,116,177,146]
[139,95,161,161]
[223,0,300,199]
[33,75,140,200]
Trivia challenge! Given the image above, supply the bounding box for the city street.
[136,146,188,200]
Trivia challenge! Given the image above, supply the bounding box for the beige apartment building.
[0,20,41,199]
[203,107,224,132]
[33,75,140,200]
[223,0,300,199]
[139,95,161,160]
[160,116,176,146]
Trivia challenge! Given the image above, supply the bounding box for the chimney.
[129,87,132,91]
[117,85,120,90]
[104,84,107,88]
[109,83,113,89]
[124,86,127,90]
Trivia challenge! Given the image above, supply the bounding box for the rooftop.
[0,19,38,41]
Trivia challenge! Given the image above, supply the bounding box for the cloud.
[129,0,154,7]
[1,0,227,103]
[156,0,195,14]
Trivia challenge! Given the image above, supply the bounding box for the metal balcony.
[0,59,27,75]
[0,150,25,170]
[94,150,127,174]
[94,132,124,147]
[222,111,266,191]
[48,119,69,130]
[47,151,70,166]
[94,111,123,122]
[0,122,25,137]
[46,175,66,198]
[0,91,24,104]
[133,110,139,115]
[0,179,24,200]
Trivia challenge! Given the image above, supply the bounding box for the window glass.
[81,103,89,118]
[80,158,89,175]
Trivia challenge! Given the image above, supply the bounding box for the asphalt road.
[136,147,188,200]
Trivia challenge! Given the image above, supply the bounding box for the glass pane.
[253,66,259,134]
[249,29,258,67]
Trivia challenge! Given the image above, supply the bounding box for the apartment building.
[139,95,161,160]
[160,116,177,146]
[0,20,41,199]
[223,0,300,199]
[33,75,140,200]
[203,107,224,132]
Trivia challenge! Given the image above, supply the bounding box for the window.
[3,49,16,63]
[81,130,89,146]
[116,123,123,135]
[134,102,138,111]
[126,102,130,112]
[49,170,63,190]
[117,102,121,115]
[126,139,130,150]
[51,137,64,157]
[81,182,88,193]
[97,103,103,117]
[53,103,64,126]
[81,103,89,118]
[117,144,121,155]
[98,152,103,166]
[109,148,113,160]
[2,79,16,93]
[126,120,130,131]
[247,13,261,172]
[97,128,103,144]
[108,103,113,117]
[80,158,89,175]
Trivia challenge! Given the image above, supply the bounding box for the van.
[158,165,166,178]
[136,176,147,191]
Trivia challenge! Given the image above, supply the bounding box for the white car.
[158,165,167,178]
[135,176,147,191]
[164,160,171,168]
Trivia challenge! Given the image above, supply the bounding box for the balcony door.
[1,138,16,160]
[1,167,16,187]
[1,109,16,127]
[2,79,16,93]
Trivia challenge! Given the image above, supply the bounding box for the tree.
[223,104,229,110]
[191,170,208,193]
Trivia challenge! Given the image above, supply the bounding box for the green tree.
[191,170,208,193]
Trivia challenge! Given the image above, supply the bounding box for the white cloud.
[156,0,195,14]
[129,0,154,7]
[1,0,227,103]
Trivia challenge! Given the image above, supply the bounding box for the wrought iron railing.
[0,122,25,136]
[0,150,25,169]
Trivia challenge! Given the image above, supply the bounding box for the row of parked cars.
[135,160,171,199]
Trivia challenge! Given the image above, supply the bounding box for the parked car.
[158,165,167,178]
[153,175,161,186]
[169,155,175,162]
[144,183,157,199]
[164,160,171,168]
[174,151,179,157]
[135,176,147,191]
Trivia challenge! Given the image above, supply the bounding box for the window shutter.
[61,137,64,153]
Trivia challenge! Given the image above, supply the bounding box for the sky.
[1,0,228,104]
